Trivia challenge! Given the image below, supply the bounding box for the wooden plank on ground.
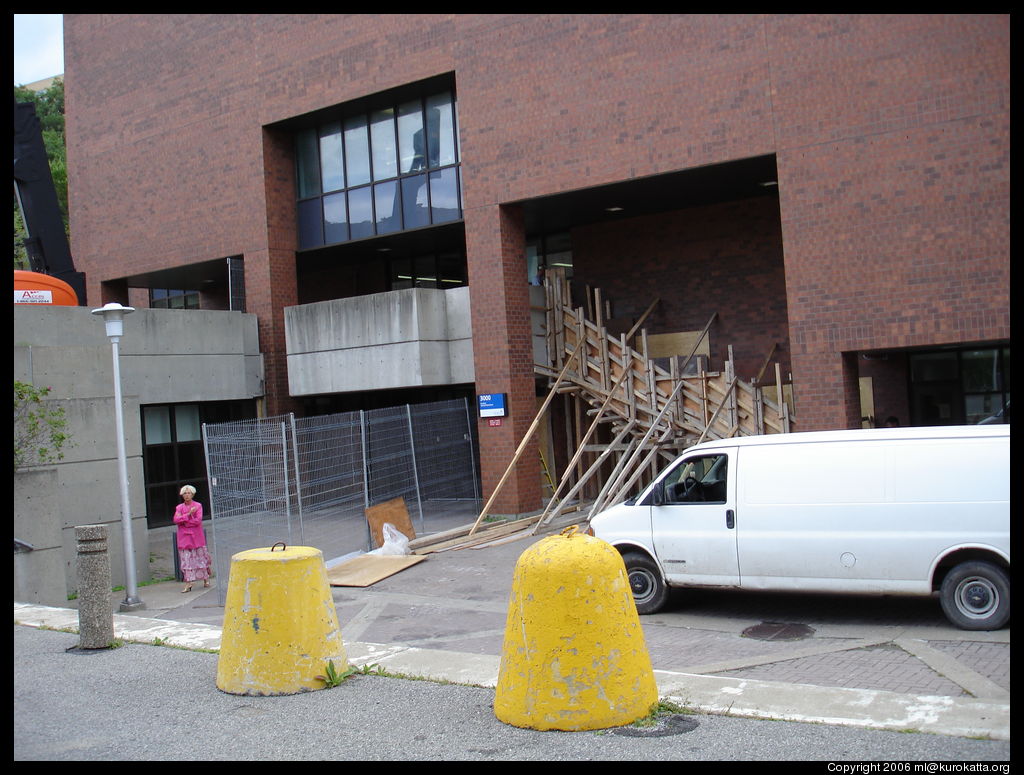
[414,516,542,554]
[326,554,426,587]
[365,497,416,549]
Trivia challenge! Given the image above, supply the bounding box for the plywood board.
[365,497,416,549]
[641,331,711,360]
[326,553,427,587]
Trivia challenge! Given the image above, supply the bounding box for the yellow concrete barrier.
[216,544,348,695]
[494,526,658,730]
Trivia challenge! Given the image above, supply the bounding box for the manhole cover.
[610,715,699,737]
[741,621,815,641]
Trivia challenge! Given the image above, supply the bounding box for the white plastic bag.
[367,522,410,556]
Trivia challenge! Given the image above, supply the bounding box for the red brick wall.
[571,196,790,382]
[64,14,1010,507]
[465,204,541,514]
[766,14,1010,428]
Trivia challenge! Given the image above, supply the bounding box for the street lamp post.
[91,302,144,611]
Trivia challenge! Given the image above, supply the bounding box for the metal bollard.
[74,524,115,649]
[494,526,659,731]
[216,543,348,696]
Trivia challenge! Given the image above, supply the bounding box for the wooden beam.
[537,362,634,522]
[753,342,778,385]
[625,298,660,342]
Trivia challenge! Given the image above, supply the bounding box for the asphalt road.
[13,627,1011,762]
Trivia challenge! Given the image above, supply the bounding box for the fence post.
[281,421,294,541]
[405,404,425,531]
[464,397,480,501]
[360,410,372,551]
[202,421,229,606]
[289,413,305,545]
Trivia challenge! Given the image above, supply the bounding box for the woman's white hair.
[179,485,197,496]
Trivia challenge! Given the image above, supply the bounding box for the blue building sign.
[478,393,508,418]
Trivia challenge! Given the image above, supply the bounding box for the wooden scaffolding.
[471,269,793,534]
[417,269,794,552]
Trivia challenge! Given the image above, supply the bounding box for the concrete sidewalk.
[15,528,1010,742]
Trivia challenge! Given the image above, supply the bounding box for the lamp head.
[91,302,135,340]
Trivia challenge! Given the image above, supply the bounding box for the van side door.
[650,449,740,586]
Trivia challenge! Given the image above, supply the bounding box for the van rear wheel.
[939,561,1010,630]
[622,553,668,615]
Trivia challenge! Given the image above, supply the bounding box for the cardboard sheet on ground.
[326,553,426,587]
[365,497,416,549]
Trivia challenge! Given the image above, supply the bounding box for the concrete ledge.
[14,602,1009,741]
[14,602,223,652]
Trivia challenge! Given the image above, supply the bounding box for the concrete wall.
[13,305,264,605]
[285,286,473,395]
[14,469,66,606]
[15,306,264,402]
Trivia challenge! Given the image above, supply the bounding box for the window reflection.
[371,108,397,181]
[374,181,401,234]
[426,93,456,168]
[348,186,374,240]
[398,100,426,173]
[319,123,344,192]
[344,116,371,187]
[323,192,348,243]
[402,175,430,229]
[429,168,459,224]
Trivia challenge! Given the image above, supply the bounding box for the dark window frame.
[908,346,1010,426]
[150,288,200,310]
[296,88,462,250]
[141,400,257,527]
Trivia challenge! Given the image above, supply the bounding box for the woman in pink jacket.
[173,485,211,593]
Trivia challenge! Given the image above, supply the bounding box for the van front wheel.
[940,561,1010,630]
[622,553,668,615]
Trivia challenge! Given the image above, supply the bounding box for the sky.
[13,14,65,86]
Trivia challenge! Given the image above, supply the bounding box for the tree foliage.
[13,381,73,472]
[14,79,67,269]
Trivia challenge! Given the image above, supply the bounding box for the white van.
[589,425,1010,630]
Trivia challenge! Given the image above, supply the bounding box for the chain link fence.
[202,398,481,603]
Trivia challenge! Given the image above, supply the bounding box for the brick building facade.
[63,14,1010,515]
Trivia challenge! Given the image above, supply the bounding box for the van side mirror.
[651,483,664,507]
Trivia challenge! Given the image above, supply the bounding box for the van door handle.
[726,509,735,529]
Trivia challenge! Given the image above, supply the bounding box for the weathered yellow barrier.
[216,544,348,696]
[494,526,658,730]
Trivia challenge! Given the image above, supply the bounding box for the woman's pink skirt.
[180,546,212,582]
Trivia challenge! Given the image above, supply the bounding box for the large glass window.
[526,232,574,285]
[150,288,200,309]
[909,346,1010,426]
[295,88,462,248]
[388,251,466,291]
[141,400,257,528]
